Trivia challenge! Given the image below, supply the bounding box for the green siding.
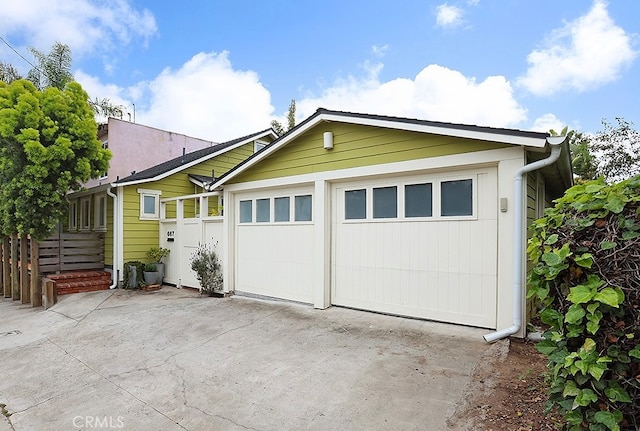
[230,123,509,184]
[122,142,254,262]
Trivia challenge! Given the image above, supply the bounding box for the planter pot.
[143,271,159,285]
[155,263,165,284]
[128,266,138,289]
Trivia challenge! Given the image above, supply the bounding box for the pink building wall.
[85,118,218,188]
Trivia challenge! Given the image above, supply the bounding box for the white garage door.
[331,169,498,328]
[235,187,315,303]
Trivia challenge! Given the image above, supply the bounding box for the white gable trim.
[211,112,547,190]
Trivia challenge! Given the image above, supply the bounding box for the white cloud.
[531,113,565,133]
[518,0,637,96]
[435,3,464,28]
[0,0,156,70]
[371,44,389,58]
[76,51,276,142]
[296,64,527,129]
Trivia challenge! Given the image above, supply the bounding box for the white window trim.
[138,188,162,220]
[99,140,108,180]
[79,197,91,231]
[69,199,78,231]
[341,173,478,223]
[237,192,314,225]
[254,140,268,153]
[94,193,107,231]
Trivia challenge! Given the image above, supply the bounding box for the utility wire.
[0,34,44,75]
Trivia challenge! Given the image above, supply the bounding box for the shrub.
[527,176,640,430]
[190,242,223,296]
[146,247,170,263]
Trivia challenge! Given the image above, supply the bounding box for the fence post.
[2,238,9,298]
[11,233,19,300]
[0,237,3,297]
[30,238,42,307]
[20,234,29,304]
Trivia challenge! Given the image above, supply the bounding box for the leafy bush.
[190,242,223,296]
[527,176,640,430]
[146,247,170,263]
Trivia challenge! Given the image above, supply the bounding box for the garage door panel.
[331,169,498,328]
[237,224,314,304]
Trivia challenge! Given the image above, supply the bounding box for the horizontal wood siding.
[230,123,509,184]
[123,142,254,262]
[526,172,537,237]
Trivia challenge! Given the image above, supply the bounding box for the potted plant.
[143,263,159,285]
[146,247,170,284]
[123,261,146,289]
[190,242,223,296]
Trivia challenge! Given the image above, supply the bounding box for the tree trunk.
[20,234,29,304]
[11,233,19,300]
[30,239,41,307]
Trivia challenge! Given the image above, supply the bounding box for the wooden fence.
[0,232,105,307]
[38,232,105,273]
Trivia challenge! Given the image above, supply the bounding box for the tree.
[591,118,640,182]
[550,119,640,183]
[550,126,598,181]
[26,42,73,90]
[0,62,21,83]
[0,79,111,240]
[0,41,123,118]
[271,99,296,136]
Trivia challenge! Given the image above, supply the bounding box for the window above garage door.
[343,174,476,222]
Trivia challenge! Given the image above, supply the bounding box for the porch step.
[48,271,112,295]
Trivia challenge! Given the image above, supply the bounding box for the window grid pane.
[345,189,366,219]
[441,179,473,216]
[405,183,433,217]
[294,195,312,221]
[239,200,252,223]
[256,198,270,222]
[143,195,156,215]
[274,197,290,222]
[373,186,397,219]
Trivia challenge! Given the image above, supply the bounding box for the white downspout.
[484,136,566,343]
[107,185,118,289]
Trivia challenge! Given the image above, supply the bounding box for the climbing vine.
[527,176,640,430]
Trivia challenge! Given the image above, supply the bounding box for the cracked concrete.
[0,287,491,430]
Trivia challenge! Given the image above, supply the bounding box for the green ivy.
[527,175,640,430]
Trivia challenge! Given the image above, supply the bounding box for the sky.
[0,0,638,142]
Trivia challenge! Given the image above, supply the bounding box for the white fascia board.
[213,113,547,190]
[320,113,547,148]
[66,183,111,197]
[115,131,274,188]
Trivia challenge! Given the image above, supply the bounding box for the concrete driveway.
[0,287,496,431]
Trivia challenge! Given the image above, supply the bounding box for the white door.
[234,187,315,303]
[331,169,498,328]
